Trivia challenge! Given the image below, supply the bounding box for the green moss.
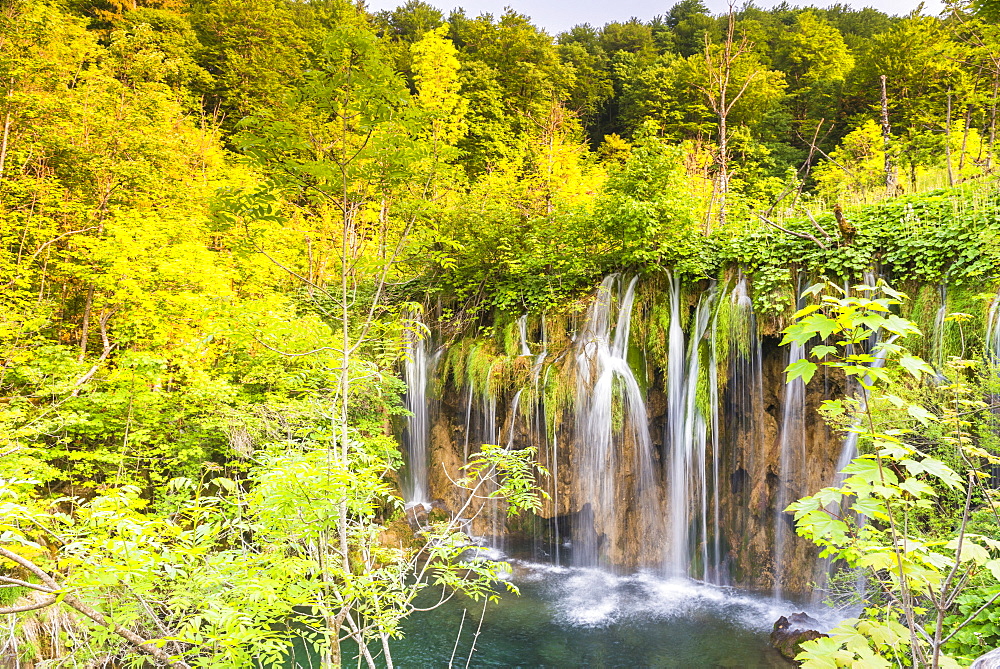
[941,283,993,359]
[495,313,527,359]
[542,361,575,441]
[902,283,941,362]
[466,341,499,394]
[646,281,674,375]
[695,340,712,421]
[611,376,625,434]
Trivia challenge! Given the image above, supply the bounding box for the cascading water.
[932,283,948,376]
[573,275,662,568]
[517,314,532,357]
[407,272,913,596]
[723,276,765,586]
[831,272,883,484]
[402,324,436,507]
[815,327,900,604]
[453,345,500,535]
[664,274,718,578]
[707,295,723,584]
[773,279,807,600]
[987,287,1000,361]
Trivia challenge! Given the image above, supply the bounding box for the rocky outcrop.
[770,612,827,661]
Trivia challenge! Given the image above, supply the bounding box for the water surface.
[329,562,830,668]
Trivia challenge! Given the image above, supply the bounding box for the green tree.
[772,11,854,122]
[411,24,468,146]
[665,0,720,57]
[189,0,310,126]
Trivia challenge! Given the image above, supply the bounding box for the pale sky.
[363,0,947,35]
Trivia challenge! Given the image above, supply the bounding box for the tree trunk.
[78,284,94,362]
[0,108,10,189]
[0,78,13,195]
[0,547,190,669]
[946,88,954,187]
[989,77,998,171]
[959,104,972,175]
[717,112,728,231]
[879,75,897,193]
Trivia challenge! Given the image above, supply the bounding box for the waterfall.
[708,298,722,584]
[815,330,901,603]
[724,276,764,586]
[773,279,807,600]
[518,314,532,357]
[832,273,884,482]
[402,324,436,507]
[665,274,687,575]
[462,384,474,465]
[573,275,661,568]
[664,274,718,578]
[488,388,525,548]
[403,273,849,594]
[987,287,1000,361]
[932,283,948,375]
[831,333,898,484]
[531,316,557,560]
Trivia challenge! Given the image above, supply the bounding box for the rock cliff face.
[404,275,851,597]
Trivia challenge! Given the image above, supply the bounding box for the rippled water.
[310,561,841,668]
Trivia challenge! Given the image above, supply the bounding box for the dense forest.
[3,0,1000,666]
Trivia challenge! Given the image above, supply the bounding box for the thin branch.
[250,333,337,358]
[0,575,58,594]
[795,128,857,177]
[756,213,828,249]
[766,119,825,216]
[941,589,1000,645]
[7,227,100,288]
[464,601,487,669]
[803,210,833,241]
[70,343,117,396]
[448,608,467,668]
[24,227,99,267]
[0,596,57,614]
[253,243,337,305]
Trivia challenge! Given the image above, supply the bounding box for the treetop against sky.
[362,0,946,35]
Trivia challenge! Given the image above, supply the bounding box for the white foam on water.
[514,563,847,633]
[462,545,507,562]
[511,560,571,581]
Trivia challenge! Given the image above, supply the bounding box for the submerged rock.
[770,612,827,661]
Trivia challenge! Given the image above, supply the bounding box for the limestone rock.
[770,612,827,661]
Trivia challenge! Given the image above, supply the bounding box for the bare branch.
[71,343,117,397]
[942,589,1000,645]
[803,211,833,242]
[0,595,57,614]
[0,575,59,593]
[765,119,826,216]
[23,227,99,268]
[756,213,828,249]
[249,333,337,358]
